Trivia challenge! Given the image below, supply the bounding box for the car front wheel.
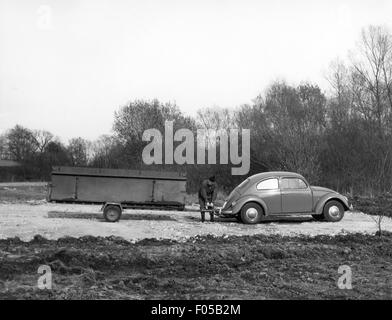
[323,200,344,222]
[240,203,263,224]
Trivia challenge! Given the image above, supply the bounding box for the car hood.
[310,186,337,194]
[225,189,239,204]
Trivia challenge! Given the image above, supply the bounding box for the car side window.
[280,178,308,189]
[256,178,279,190]
[297,179,307,189]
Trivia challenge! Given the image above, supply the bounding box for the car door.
[280,177,313,213]
[255,178,282,214]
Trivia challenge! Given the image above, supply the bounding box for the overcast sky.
[0,0,391,141]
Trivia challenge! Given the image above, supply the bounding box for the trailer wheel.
[103,205,122,222]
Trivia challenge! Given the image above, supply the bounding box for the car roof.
[247,171,305,182]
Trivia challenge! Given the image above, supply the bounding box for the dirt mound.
[0,233,391,299]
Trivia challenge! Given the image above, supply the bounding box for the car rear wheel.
[103,205,122,222]
[240,203,263,224]
[323,200,344,222]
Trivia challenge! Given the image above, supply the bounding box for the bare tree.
[324,26,392,193]
[350,25,392,133]
[6,125,39,161]
[90,135,123,168]
[67,137,91,167]
[33,130,54,153]
[0,134,9,159]
[196,106,236,132]
[235,82,327,183]
[371,214,386,237]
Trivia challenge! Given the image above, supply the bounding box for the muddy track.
[0,233,391,299]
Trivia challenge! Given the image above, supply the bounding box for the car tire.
[236,214,242,223]
[323,200,344,222]
[103,205,122,222]
[312,214,325,221]
[240,203,263,224]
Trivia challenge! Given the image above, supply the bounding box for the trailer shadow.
[47,211,177,221]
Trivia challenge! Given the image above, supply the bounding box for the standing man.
[198,175,217,222]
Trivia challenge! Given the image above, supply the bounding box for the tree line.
[1,25,392,195]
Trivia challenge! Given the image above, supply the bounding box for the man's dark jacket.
[198,179,217,206]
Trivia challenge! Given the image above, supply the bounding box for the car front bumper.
[216,207,237,217]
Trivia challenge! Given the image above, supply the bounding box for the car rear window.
[280,178,307,189]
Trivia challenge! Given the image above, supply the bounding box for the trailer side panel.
[76,176,154,202]
[49,166,186,208]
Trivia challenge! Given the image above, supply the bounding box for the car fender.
[314,193,350,215]
[231,196,269,216]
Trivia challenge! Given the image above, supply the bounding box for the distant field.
[0,182,47,187]
[0,182,47,202]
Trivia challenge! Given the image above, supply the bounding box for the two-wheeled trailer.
[48,166,187,222]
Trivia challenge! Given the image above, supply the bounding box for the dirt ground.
[1,182,392,300]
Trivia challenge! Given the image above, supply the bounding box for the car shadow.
[261,216,314,224]
[185,215,238,223]
[47,211,177,221]
[185,215,314,224]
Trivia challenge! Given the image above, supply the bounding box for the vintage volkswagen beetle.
[220,171,351,224]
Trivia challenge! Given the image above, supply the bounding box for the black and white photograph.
[0,0,392,308]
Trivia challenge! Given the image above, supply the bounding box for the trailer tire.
[103,205,122,222]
